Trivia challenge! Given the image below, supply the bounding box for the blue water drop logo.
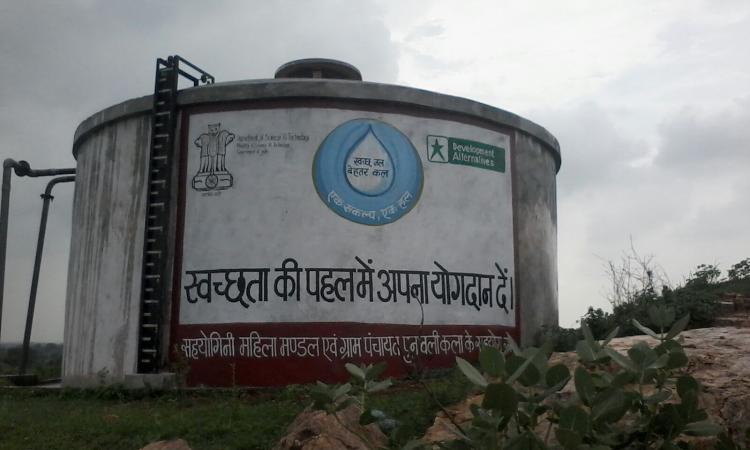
[313,119,423,226]
[344,127,394,196]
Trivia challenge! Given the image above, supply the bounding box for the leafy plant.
[310,362,423,449]
[314,305,747,449]
[444,308,727,449]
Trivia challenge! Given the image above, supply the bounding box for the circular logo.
[205,174,219,189]
[313,119,423,225]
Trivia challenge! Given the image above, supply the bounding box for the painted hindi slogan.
[182,257,514,315]
[179,329,507,364]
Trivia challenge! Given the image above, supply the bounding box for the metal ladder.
[137,56,214,373]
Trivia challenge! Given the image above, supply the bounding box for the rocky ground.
[424,326,750,448]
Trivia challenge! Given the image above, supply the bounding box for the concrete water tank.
[63,58,560,387]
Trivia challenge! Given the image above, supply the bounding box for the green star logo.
[426,135,448,163]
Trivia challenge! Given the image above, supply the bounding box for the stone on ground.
[274,404,388,450]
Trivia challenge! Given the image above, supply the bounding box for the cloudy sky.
[0,0,748,343]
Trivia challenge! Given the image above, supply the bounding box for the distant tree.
[603,238,670,307]
[685,263,722,287]
[728,257,750,281]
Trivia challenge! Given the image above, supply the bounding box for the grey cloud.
[655,98,750,172]
[532,102,650,194]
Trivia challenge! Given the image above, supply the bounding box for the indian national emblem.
[192,123,235,191]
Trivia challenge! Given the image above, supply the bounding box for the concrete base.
[62,372,177,389]
[1,374,39,386]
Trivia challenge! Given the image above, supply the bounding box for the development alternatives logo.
[426,135,505,173]
[313,119,423,225]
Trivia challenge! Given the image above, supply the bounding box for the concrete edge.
[62,373,177,389]
[72,79,561,171]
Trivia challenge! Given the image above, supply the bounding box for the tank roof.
[73,78,561,171]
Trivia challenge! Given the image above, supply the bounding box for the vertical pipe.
[0,160,74,354]
[0,160,18,343]
[19,175,75,375]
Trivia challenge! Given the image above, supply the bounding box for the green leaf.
[602,326,620,345]
[666,351,688,369]
[504,431,541,450]
[545,364,570,388]
[591,388,627,423]
[333,383,352,400]
[515,359,541,386]
[627,342,654,368]
[603,348,638,373]
[677,375,700,399]
[359,408,378,425]
[684,420,723,436]
[666,313,691,340]
[505,333,522,356]
[612,371,636,388]
[632,318,660,339]
[646,390,671,404]
[657,339,684,354]
[506,350,541,385]
[345,363,366,381]
[366,378,392,393]
[478,346,504,377]
[555,428,583,449]
[401,440,425,450]
[648,305,675,330]
[559,405,590,434]
[647,353,670,370]
[576,340,597,363]
[455,357,488,387]
[574,367,596,406]
[367,361,387,380]
[524,345,552,373]
[482,382,517,415]
[581,322,599,350]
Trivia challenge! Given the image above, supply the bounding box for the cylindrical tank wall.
[63,114,150,385]
[514,133,559,339]
[64,79,560,386]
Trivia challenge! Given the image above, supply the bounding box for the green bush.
[315,307,747,449]
[534,325,580,353]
